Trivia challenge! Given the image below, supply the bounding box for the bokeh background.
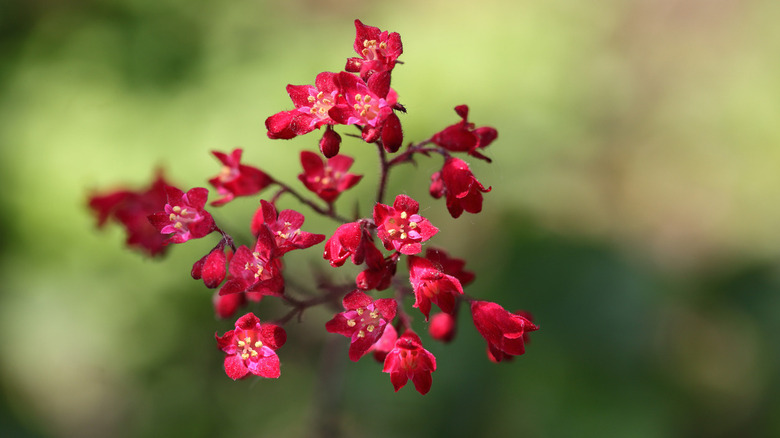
[2,0,780,437]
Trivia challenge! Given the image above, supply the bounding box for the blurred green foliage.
[1,0,780,437]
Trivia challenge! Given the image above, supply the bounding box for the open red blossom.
[192,244,229,289]
[298,151,363,204]
[471,300,539,362]
[423,247,475,287]
[219,227,284,297]
[208,149,273,206]
[382,330,437,395]
[429,312,457,343]
[408,255,464,320]
[329,71,396,130]
[265,71,343,140]
[250,200,325,256]
[325,290,397,362]
[374,194,438,255]
[431,105,498,162]
[216,313,287,380]
[430,157,491,218]
[148,186,216,244]
[323,221,372,267]
[345,19,403,79]
[88,172,170,256]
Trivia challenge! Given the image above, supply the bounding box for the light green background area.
[1,1,780,437]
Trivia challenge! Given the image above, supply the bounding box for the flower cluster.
[88,19,536,395]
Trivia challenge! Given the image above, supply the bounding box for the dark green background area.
[2,1,780,437]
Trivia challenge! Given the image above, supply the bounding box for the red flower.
[325,291,397,362]
[345,19,403,79]
[382,330,437,395]
[429,312,457,343]
[329,71,396,129]
[208,149,273,206]
[216,313,286,380]
[430,157,491,218]
[374,194,438,255]
[265,72,343,140]
[250,200,325,256]
[431,105,498,162]
[408,255,464,320]
[219,227,284,297]
[318,126,342,158]
[355,240,398,291]
[470,301,538,362]
[88,172,170,256]
[323,222,370,267]
[213,290,245,319]
[298,151,363,204]
[368,323,397,363]
[423,247,475,287]
[148,186,216,244]
[191,244,229,289]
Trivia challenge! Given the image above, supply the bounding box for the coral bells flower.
[208,149,273,206]
[325,291,397,362]
[191,244,229,289]
[345,19,403,79]
[298,151,363,204]
[265,71,342,140]
[330,71,396,129]
[431,105,498,162]
[148,186,216,244]
[355,241,398,291]
[423,247,475,287]
[374,194,438,255]
[382,331,437,395]
[429,312,457,343]
[368,323,397,363]
[408,255,464,320]
[323,222,370,267]
[88,172,170,256]
[220,227,284,297]
[216,313,287,380]
[470,301,539,362]
[250,200,325,256]
[430,157,491,218]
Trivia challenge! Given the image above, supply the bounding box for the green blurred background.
[2,0,780,437]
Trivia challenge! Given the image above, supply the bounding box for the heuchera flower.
[470,300,539,362]
[219,226,284,297]
[382,330,436,395]
[216,313,287,380]
[323,222,370,267]
[325,290,397,362]
[374,194,438,255]
[368,323,397,363]
[430,157,491,218]
[423,247,475,287]
[298,151,363,204]
[88,172,170,256]
[329,71,396,130]
[429,312,457,343]
[213,290,245,319]
[431,105,498,162]
[355,240,398,291]
[191,244,229,288]
[148,186,216,244]
[318,126,342,158]
[408,255,464,320]
[265,71,343,140]
[345,19,403,79]
[250,200,325,256]
[208,149,273,206]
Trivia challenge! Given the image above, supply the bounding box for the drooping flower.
[298,151,363,204]
[355,240,398,291]
[250,200,325,256]
[318,126,342,158]
[374,194,438,255]
[431,105,498,162]
[265,71,343,140]
[429,312,457,343]
[213,290,246,319]
[345,19,403,79]
[148,186,216,244]
[423,247,475,287]
[219,227,284,297]
[88,172,170,257]
[368,323,397,363]
[216,313,287,380]
[208,149,273,206]
[470,300,538,362]
[323,221,370,267]
[408,255,464,320]
[325,290,397,362]
[382,330,437,395]
[430,157,491,218]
